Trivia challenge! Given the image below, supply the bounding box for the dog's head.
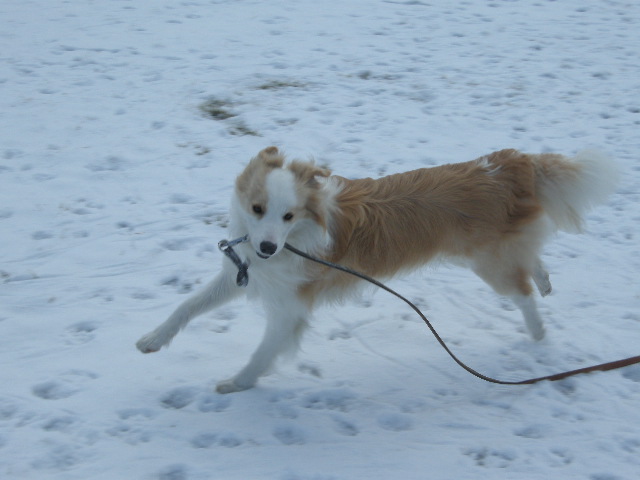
[235,146,330,259]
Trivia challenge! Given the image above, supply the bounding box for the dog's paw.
[215,378,253,394]
[528,323,546,342]
[136,332,168,353]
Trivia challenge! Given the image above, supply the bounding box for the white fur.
[245,169,299,257]
[137,164,329,393]
[536,149,619,233]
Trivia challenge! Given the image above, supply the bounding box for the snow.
[1,0,640,478]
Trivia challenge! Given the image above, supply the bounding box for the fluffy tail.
[534,150,618,233]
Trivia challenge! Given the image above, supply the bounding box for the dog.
[137,146,618,393]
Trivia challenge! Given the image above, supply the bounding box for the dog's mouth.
[256,251,272,259]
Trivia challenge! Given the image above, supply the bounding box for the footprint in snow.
[300,388,355,412]
[168,193,193,204]
[3,149,23,160]
[64,320,99,345]
[32,382,72,401]
[85,155,128,172]
[191,432,244,448]
[117,407,156,420]
[0,398,18,420]
[377,413,414,432]
[161,274,197,294]
[105,423,151,445]
[549,447,573,467]
[272,402,298,419]
[621,365,640,382]
[32,230,54,240]
[513,424,547,439]
[159,386,198,409]
[130,289,155,300]
[463,447,517,468]
[31,443,84,471]
[197,393,231,412]
[333,415,359,436]
[62,198,105,215]
[106,408,156,445]
[157,464,189,480]
[32,370,98,400]
[41,415,76,433]
[273,423,306,445]
[190,432,218,448]
[161,237,200,252]
[218,433,244,448]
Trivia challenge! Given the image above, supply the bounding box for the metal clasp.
[218,235,250,287]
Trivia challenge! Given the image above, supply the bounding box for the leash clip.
[218,235,250,287]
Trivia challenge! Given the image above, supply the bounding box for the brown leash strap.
[284,242,640,385]
[514,355,640,384]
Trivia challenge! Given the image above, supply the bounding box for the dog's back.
[305,149,617,341]
[323,149,617,279]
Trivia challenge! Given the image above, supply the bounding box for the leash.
[218,235,250,287]
[219,236,640,385]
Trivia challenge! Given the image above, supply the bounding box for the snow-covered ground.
[2,0,640,478]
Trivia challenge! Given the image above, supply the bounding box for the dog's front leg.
[216,294,309,394]
[136,266,242,353]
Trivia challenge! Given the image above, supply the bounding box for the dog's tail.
[534,150,618,233]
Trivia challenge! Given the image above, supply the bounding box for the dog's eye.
[252,205,264,215]
[283,212,294,221]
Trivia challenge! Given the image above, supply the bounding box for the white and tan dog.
[137,146,617,393]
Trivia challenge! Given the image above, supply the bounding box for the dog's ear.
[288,160,331,187]
[255,146,284,169]
[236,147,285,193]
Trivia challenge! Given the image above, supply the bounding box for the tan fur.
[235,146,285,196]
[288,160,331,229]
[300,149,549,300]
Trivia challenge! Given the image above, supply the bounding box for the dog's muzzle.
[257,241,277,259]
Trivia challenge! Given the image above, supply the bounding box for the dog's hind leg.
[216,294,309,394]
[532,259,552,297]
[473,258,546,341]
[136,267,242,353]
[511,293,546,341]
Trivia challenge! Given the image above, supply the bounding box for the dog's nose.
[259,241,277,257]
